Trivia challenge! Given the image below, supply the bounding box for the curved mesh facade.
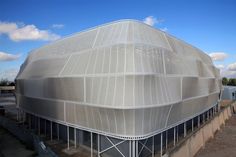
[15,20,221,139]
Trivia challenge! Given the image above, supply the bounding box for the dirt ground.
[0,127,36,157]
[195,114,236,157]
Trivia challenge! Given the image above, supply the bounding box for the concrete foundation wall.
[168,103,235,157]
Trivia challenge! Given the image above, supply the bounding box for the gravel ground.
[195,114,236,157]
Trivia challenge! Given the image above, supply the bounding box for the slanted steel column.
[67,126,70,150]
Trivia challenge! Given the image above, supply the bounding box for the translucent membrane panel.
[68,103,135,136]
[134,76,181,107]
[182,77,210,100]
[44,77,84,102]
[86,76,126,107]
[132,22,171,50]
[15,79,25,95]
[164,50,198,76]
[61,52,90,75]
[93,21,129,47]
[18,57,67,79]
[166,35,185,54]
[125,44,135,73]
[214,67,221,79]
[134,105,171,136]
[30,29,97,61]
[134,45,164,74]
[23,79,44,98]
[196,60,215,77]
[198,51,213,65]
[167,92,219,127]
[65,103,76,124]
[18,95,64,121]
[84,44,126,75]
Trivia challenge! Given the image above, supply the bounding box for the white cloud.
[9,25,60,41]
[0,51,20,61]
[216,64,225,70]
[0,68,19,81]
[143,16,159,26]
[160,27,168,32]
[221,70,236,78]
[52,24,64,29]
[208,52,228,61]
[143,16,168,32]
[0,21,60,41]
[227,62,236,71]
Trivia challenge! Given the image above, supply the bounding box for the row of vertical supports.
[21,104,219,157]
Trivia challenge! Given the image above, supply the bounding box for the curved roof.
[17,20,214,78]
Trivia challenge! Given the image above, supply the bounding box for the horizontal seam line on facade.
[16,91,220,110]
[17,74,219,80]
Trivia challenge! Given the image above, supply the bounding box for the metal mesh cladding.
[16,20,222,139]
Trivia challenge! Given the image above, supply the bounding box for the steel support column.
[50,121,52,141]
[57,123,59,140]
[198,115,200,127]
[176,125,178,142]
[29,114,31,130]
[174,127,176,146]
[166,131,168,150]
[184,122,186,137]
[98,134,100,157]
[152,136,154,157]
[38,117,40,135]
[67,126,70,150]
[91,132,93,157]
[44,119,46,137]
[74,128,77,148]
[192,119,194,132]
[160,133,163,157]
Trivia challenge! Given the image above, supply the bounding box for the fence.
[0,115,57,157]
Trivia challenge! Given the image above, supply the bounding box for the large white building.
[16,20,222,157]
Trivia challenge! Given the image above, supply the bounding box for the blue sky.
[0,0,236,80]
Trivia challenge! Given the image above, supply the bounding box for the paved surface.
[0,94,35,157]
[195,114,236,157]
[0,127,36,157]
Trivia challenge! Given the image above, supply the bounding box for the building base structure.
[21,103,219,157]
